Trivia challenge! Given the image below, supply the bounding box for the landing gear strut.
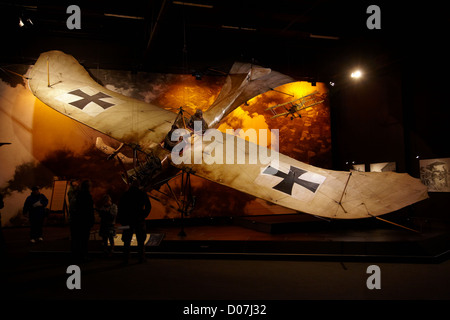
[177,168,195,237]
[149,167,196,238]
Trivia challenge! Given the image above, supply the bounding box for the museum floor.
[2,214,450,310]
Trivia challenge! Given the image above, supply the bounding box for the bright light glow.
[351,70,362,79]
[19,18,24,27]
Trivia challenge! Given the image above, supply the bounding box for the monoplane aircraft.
[27,51,428,221]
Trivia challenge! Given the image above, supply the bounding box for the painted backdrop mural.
[0,63,330,226]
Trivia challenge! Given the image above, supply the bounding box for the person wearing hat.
[187,109,208,133]
[23,186,49,243]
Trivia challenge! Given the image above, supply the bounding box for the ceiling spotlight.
[351,70,362,79]
[329,81,335,87]
[19,16,33,28]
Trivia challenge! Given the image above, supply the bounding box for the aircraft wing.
[174,130,429,219]
[27,50,429,219]
[28,50,177,149]
[270,112,290,119]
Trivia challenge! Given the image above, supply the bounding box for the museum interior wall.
[330,56,450,222]
[1,39,449,226]
[0,63,330,226]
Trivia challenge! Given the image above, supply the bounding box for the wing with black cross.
[175,129,429,219]
[28,50,177,148]
[28,50,429,219]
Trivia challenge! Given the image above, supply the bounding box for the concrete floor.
[1,223,449,316]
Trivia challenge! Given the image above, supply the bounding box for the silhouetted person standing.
[70,180,95,263]
[118,180,151,264]
[23,186,48,243]
[98,194,117,256]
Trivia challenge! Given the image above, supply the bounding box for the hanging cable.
[0,67,30,80]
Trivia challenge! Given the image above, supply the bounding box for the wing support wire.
[150,167,195,237]
[98,128,195,230]
[335,172,352,215]
[360,200,420,233]
[98,138,163,189]
[368,212,420,233]
[0,66,30,80]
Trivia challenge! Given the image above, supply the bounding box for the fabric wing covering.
[28,50,429,219]
[174,130,429,219]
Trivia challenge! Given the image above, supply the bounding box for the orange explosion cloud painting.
[148,79,331,219]
[2,69,330,222]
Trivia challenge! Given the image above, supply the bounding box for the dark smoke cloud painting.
[0,64,330,226]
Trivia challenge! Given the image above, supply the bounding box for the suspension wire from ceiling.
[181,4,189,106]
[182,5,188,74]
[146,0,167,56]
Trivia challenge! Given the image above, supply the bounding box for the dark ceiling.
[0,1,447,82]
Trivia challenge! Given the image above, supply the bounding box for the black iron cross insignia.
[67,89,114,110]
[263,165,320,195]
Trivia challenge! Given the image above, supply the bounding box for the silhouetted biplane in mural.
[266,90,324,120]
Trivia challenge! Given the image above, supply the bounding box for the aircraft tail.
[203,62,295,128]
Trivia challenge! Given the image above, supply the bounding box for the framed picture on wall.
[370,162,396,172]
[419,158,450,192]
